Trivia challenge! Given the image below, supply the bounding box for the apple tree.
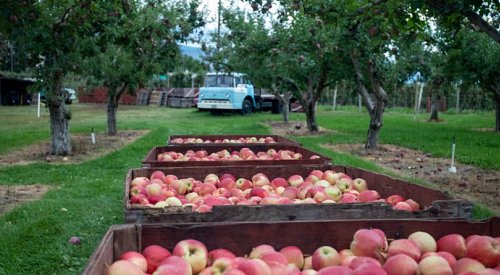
[1,0,122,155]
[84,0,204,135]
[414,0,500,44]
[217,3,344,132]
[445,29,500,131]
[289,0,416,149]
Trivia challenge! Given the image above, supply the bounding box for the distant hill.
[179,44,205,61]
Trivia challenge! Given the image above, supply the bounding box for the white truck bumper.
[197,100,237,110]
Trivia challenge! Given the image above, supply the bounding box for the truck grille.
[201,100,230,104]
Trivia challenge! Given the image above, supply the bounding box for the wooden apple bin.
[124,165,473,223]
[167,134,301,146]
[141,144,331,168]
[82,218,499,275]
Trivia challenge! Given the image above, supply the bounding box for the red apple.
[150,171,166,181]
[199,183,217,196]
[208,248,236,266]
[418,256,453,275]
[252,173,270,187]
[404,199,420,211]
[350,229,385,263]
[146,183,163,197]
[313,180,330,188]
[387,239,421,261]
[288,175,304,187]
[250,187,268,198]
[312,246,340,270]
[267,261,300,275]
[119,251,147,272]
[237,258,272,275]
[107,260,145,275]
[358,190,380,202]
[213,187,231,198]
[163,174,178,185]
[204,174,220,185]
[466,235,500,267]
[437,234,467,259]
[280,246,304,270]
[324,186,342,201]
[352,178,368,192]
[259,251,289,266]
[219,178,236,190]
[208,257,238,274]
[386,194,405,206]
[131,177,150,187]
[130,193,149,205]
[339,249,354,264]
[303,256,313,270]
[336,178,353,192]
[348,256,381,269]
[165,196,182,206]
[309,170,324,181]
[340,193,358,203]
[260,195,281,205]
[317,266,353,275]
[322,171,340,185]
[172,239,208,274]
[142,245,171,273]
[149,194,167,204]
[352,263,386,275]
[130,185,148,197]
[453,257,486,274]
[235,178,252,190]
[271,177,289,189]
[249,244,275,259]
[408,231,437,253]
[157,255,192,275]
[383,254,418,275]
[393,201,413,211]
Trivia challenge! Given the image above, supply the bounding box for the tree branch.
[349,51,375,111]
[426,0,500,44]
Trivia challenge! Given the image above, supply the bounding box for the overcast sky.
[199,0,251,35]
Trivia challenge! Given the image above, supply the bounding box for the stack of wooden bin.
[83,134,497,274]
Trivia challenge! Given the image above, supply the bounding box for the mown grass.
[0,103,498,274]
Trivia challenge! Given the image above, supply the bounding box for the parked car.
[40,88,76,104]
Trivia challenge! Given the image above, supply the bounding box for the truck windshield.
[205,75,234,88]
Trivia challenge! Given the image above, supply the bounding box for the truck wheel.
[241,99,252,115]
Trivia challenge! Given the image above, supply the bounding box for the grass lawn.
[0,103,498,274]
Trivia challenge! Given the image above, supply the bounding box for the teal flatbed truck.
[197,72,280,115]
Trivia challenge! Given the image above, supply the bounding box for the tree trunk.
[495,93,500,132]
[366,101,385,149]
[282,96,290,124]
[304,99,319,132]
[106,83,128,136]
[107,93,119,135]
[349,53,387,150]
[430,96,439,121]
[48,70,71,155]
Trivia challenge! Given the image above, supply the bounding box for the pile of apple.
[107,229,500,275]
[129,169,421,213]
[156,148,321,162]
[170,136,277,144]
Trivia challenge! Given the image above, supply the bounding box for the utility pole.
[217,0,221,37]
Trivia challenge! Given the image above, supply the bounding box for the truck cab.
[197,72,256,115]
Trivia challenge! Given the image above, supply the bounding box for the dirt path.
[326,144,500,214]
